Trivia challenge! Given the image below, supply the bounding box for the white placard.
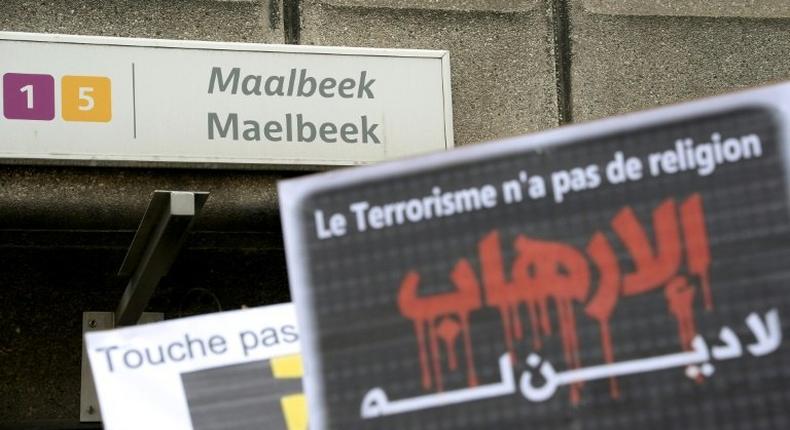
[85,304,300,430]
[0,32,453,167]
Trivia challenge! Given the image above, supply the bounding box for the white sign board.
[0,32,453,167]
[85,304,303,430]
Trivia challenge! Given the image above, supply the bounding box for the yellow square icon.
[280,393,307,430]
[62,76,111,122]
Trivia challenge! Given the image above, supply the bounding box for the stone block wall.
[299,0,560,145]
[569,0,790,122]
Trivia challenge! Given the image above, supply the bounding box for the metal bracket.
[80,190,208,422]
[80,311,164,422]
[116,190,209,326]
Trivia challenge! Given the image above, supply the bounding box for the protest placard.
[86,304,305,430]
[280,83,790,429]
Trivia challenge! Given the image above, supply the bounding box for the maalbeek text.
[208,67,375,99]
[208,67,381,144]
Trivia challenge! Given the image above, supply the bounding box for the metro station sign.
[0,32,452,168]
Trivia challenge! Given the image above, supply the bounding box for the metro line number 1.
[20,84,34,109]
[2,73,55,120]
[3,72,111,122]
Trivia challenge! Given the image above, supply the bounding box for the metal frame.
[80,312,163,422]
[80,190,208,422]
[116,191,209,326]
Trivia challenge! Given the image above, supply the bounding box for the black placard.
[281,86,790,430]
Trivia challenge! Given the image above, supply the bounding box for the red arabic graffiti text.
[397,193,711,402]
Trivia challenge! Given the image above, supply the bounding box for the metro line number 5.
[3,72,111,122]
[78,87,95,111]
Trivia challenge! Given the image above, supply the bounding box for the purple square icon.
[3,73,55,120]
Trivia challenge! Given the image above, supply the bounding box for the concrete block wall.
[299,0,560,145]
[1,0,283,42]
[569,0,790,122]
[1,0,789,424]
